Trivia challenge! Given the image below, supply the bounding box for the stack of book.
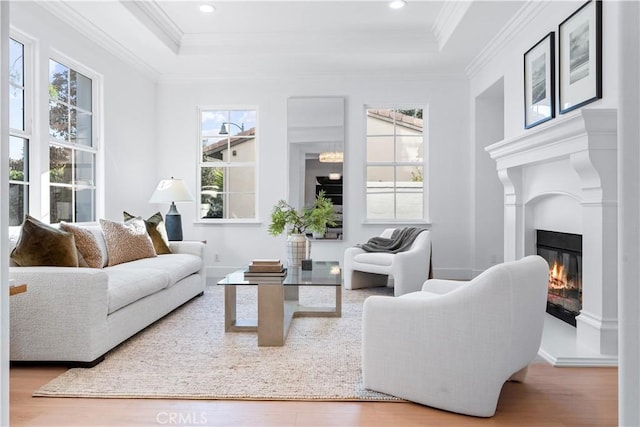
[244,259,287,281]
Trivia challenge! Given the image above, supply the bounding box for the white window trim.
[195,105,259,224]
[362,104,430,224]
[8,30,34,225]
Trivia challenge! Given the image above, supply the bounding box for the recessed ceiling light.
[199,4,215,13]
[389,0,406,9]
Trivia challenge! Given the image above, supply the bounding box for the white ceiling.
[36,0,527,80]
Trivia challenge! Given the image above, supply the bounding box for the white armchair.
[362,255,549,417]
[343,228,431,296]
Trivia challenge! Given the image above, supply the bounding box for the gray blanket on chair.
[357,227,427,253]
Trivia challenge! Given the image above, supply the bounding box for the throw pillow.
[123,211,172,255]
[10,215,79,267]
[60,222,104,268]
[100,217,157,267]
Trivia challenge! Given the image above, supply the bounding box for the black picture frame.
[558,0,602,114]
[524,32,555,129]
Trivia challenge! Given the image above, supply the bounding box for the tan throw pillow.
[10,215,79,267]
[60,222,104,269]
[123,211,172,255]
[100,217,157,267]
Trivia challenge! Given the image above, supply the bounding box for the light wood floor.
[10,362,617,426]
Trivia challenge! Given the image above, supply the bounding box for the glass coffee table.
[217,260,342,346]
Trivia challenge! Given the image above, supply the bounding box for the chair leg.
[350,271,389,290]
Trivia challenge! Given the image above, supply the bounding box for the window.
[365,107,424,221]
[48,59,96,223]
[199,108,257,220]
[9,38,29,226]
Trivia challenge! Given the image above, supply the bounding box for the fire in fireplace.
[536,230,583,326]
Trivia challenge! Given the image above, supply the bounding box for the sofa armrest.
[9,267,110,362]
[169,241,205,258]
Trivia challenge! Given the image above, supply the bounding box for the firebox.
[536,230,583,326]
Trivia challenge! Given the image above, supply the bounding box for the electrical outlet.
[214,253,220,263]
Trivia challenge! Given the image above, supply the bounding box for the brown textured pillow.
[100,217,157,266]
[60,222,104,268]
[123,211,172,255]
[10,215,79,267]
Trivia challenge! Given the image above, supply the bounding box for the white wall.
[156,75,472,279]
[10,2,157,223]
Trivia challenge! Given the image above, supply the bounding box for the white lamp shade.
[149,178,195,203]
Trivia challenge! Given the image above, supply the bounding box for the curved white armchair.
[343,229,431,296]
[362,255,549,417]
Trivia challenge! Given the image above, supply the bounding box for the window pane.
[395,109,423,135]
[229,110,256,137]
[49,60,68,103]
[50,186,72,223]
[9,136,27,181]
[49,102,69,141]
[9,87,24,131]
[9,39,24,87]
[367,165,394,183]
[227,193,255,219]
[9,183,27,226]
[229,137,255,163]
[396,191,423,220]
[75,150,94,186]
[70,70,92,111]
[396,136,423,163]
[366,136,393,162]
[74,110,92,146]
[366,192,394,220]
[75,187,95,222]
[201,167,224,219]
[202,137,228,162]
[228,166,255,193]
[50,145,72,184]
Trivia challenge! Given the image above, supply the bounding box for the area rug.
[34,284,400,401]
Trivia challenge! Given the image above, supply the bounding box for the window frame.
[47,51,102,224]
[197,105,259,224]
[8,33,32,226]
[363,105,429,224]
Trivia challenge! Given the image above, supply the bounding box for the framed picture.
[524,32,555,129]
[558,0,602,114]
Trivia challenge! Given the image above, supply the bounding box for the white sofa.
[9,225,206,367]
[343,228,431,296]
[362,255,549,417]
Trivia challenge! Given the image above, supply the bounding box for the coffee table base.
[224,284,341,346]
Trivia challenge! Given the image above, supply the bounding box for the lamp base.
[165,202,183,241]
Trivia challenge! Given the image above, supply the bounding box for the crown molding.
[432,0,472,52]
[34,1,160,81]
[465,0,551,78]
[121,0,183,55]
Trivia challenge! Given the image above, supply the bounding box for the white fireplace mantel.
[486,108,618,367]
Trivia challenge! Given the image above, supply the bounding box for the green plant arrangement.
[268,191,338,236]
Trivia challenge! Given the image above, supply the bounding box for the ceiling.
[36,0,527,80]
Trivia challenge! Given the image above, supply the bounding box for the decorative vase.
[286,233,310,268]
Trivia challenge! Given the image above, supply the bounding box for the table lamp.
[149,177,194,241]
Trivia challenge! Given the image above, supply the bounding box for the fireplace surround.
[486,109,617,366]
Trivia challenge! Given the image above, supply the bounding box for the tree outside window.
[199,108,257,220]
[365,107,425,221]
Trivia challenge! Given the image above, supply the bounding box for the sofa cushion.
[112,253,202,287]
[106,267,170,314]
[10,215,79,267]
[60,222,104,268]
[100,217,157,267]
[123,211,172,255]
[353,252,394,267]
